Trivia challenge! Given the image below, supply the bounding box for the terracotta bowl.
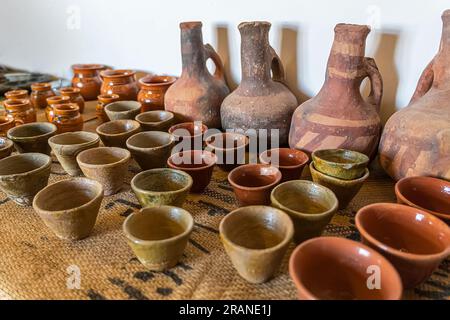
[289,237,403,300]
[220,205,294,283]
[228,164,282,206]
[7,122,57,155]
[168,122,208,150]
[271,180,338,243]
[0,153,51,206]
[395,176,450,223]
[312,149,369,180]
[96,119,141,148]
[135,110,175,131]
[104,101,142,120]
[355,203,450,288]
[131,168,193,208]
[123,205,193,271]
[260,148,309,182]
[167,150,217,193]
[0,137,14,160]
[33,178,104,240]
[205,132,249,171]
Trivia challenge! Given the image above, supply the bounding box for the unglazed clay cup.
[135,110,175,132]
[48,131,100,176]
[260,148,309,182]
[205,132,249,171]
[33,178,104,240]
[76,147,131,196]
[0,153,51,206]
[355,203,450,288]
[126,131,175,170]
[228,164,281,206]
[123,206,194,271]
[0,137,14,160]
[271,180,338,243]
[220,205,294,283]
[96,119,141,148]
[104,101,141,120]
[312,148,369,180]
[7,122,57,155]
[131,168,193,208]
[289,237,403,300]
[310,162,369,209]
[168,122,208,150]
[395,176,450,223]
[167,150,217,193]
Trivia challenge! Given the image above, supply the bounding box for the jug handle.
[204,43,226,82]
[269,46,286,84]
[364,57,383,112]
[409,58,434,104]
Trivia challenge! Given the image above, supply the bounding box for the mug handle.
[364,57,383,112]
[204,43,226,82]
[269,46,286,84]
[409,58,434,104]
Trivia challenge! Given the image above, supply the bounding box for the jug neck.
[180,22,207,77]
[433,10,450,86]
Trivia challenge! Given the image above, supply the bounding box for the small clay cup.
[395,176,450,223]
[131,168,193,208]
[48,131,100,176]
[135,110,175,132]
[220,206,294,283]
[310,162,369,209]
[167,150,217,193]
[0,137,14,160]
[33,178,104,240]
[104,101,142,120]
[260,148,309,181]
[228,164,281,206]
[289,237,403,300]
[7,122,57,155]
[312,149,369,180]
[355,203,450,288]
[96,119,141,148]
[0,153,51,206]
[0,115,15,136]
[205,132,249,171]
[271,180,338,243]
[168,122,208,150]
[77,147,131,196]
[123,206,194,271]
[5,89,28,100]
[126,131,175,170]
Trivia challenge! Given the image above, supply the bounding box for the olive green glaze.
[135,110,175,131]
[7,122,57,155]
[96,119,141,148]
[310,163,369,209]
[123,206,194,270]
[271,180,338,243]
[0,137,14,160]
[104,101,142,120]
[0,153,51,206]
[131,168,193,208]
[312,149,369,180]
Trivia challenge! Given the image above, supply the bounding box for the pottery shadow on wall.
[215,24,237,90]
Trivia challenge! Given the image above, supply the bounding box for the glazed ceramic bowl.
[48,131,100,176]
[104,101,142,120]
[0,137,14,159]
[289,237,403,300]
[126,131,175,170]
[135,110,175,131]
[131,168,193,208]
[271,180,338,243]
[77,147,131,196]
[312,149,369,180]
[96,119,141,148]
[0,153,51,206]
[167,150,217,193]
[355,203,450,288]
[260,148,309,182]
[7,122,57,155]
[220,205,294,283]
[395,176,450,223]
[205,132,249,171]
[310,162,369,209]
[123,205,194,271]
[33,178,104,240]
[228,164,282,206]
[168,122,208,150]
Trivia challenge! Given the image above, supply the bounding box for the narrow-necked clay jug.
[289,24,383,158]
[221,21,297,145]
[379,10,450,181]
[165,22,229,129]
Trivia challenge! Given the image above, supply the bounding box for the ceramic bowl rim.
[48,131,100,148]
[205,132,249,151]
[7,122,57,141]
[135,110,175,125]
[100,69,136,78]
[0,137,14,150]
[105,101,141,114]
[131,168,193,195]
[0,152,51,178]
[310,162,370,184]
[312,148,369,168]
[72,63,105,71]
[138,75,178,87]
[260,148,309,169]
[167,149,218,172]
[76,147,131,169]
[96,120,141,137]
[228,164,282,191]
[126,131,175,151]
[5,89,28,97]
[168,122,208,138]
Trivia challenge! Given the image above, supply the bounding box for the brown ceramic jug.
[138,75,177,112]
[30,83,55,109]
[96,93,120,123]
[165,22,229,129]
[52,103,84,134]
[60,87,85,113]
[3,99,36,124]
[100,69,139,101]
[45,95,71,122]
[379,10,450,181]
[71,64,105,100]
[289,24,383,158]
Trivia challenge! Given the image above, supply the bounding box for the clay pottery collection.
[219,205,294,283]
[131,168,193,208]
[259,148,309,182]
[52,103,84,134]
[165,21,229,128]
[71,64,105,100]
[48,131,100,176]
[221,21,297,145]
[312,149,369,180]
[3,99,36,124]
[168,122,208,150]
[104,101,141,121]
[138,75,177,112]
[0,137,14,159]
[33,178,104,240]
[167,150,217,193]
[271,180,338,243]
[4,89,28,100]
[96,93,120,123]
[228,164,281,206]
[100,69,139,100]
[356,203,450,288]
[289,237,403,300]
[45,95,71,122]
[30,82,55,109]
[7,122,57,155]
[205,132,249,171]
[76,147,131,195]
[289,24,382,158]
[96,119,141,148]
[123,205,193,270]
[60,87,85,113]
[0,153,51,206]
[135,110,175,132]
[0,115,15,136]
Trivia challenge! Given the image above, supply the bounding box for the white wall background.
[0,0,448,123]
